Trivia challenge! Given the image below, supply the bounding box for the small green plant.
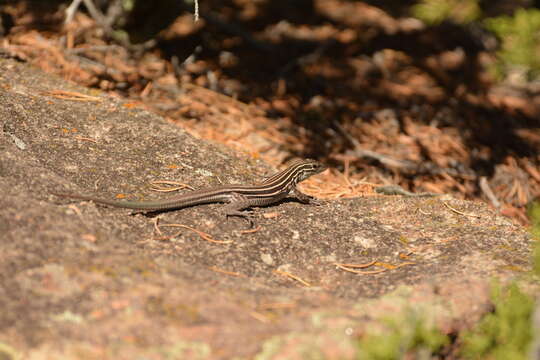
[411,0,480,25]
[412,2,540,82]
[484,8,540,81]
[357,312,448,359]
[530,200,540,276]
[461,283,534,359]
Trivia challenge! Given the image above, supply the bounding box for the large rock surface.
[0,59,531,359]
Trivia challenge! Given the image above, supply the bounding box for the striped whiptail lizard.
[52,159,327,220]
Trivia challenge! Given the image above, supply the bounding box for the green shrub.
[485,8,540,81]
[357,312,448,359]
[411,0,480,25]
[461,283,534,359]
[529,200,540,276]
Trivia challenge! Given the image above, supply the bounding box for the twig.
[333,120,417,170]
[335,263,386,275]
[442,202,482,218]
[479,176,501,209]
[43,90,102,102]
[65,0,83,24]
[69,0,144,49]
[333,120,476,178]
[208,266,247,278]
[523,160,540,182]
[334,260,414,275]
[273,269,311,287]
[249,311,271,323]
[347,148,418,170]
[240,225,262,234]
[149,180,194,192]
[82,0,110,31]
[194,0,199,22]
[153,217,163,236]
[375,185,441,197]
[334,260,377,269]
[103,0,124,28]
[374,261,416,269]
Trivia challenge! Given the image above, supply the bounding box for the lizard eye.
[313,162,326,172]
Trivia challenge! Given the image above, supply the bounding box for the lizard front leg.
[291,187,321,205]
[222,193,259,227]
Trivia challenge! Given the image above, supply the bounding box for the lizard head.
[294,159,327,183]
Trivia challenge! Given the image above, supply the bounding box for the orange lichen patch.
[123,102,142,109]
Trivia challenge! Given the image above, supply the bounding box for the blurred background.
[1,0,539,225]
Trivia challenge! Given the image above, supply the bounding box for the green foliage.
[411,0,480,25]
[122,0,135,12]
[461,283,534,359]
[357,312,448,359]
[412,2,540,81]
[529,200,540,276]
[485,9,540,81]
